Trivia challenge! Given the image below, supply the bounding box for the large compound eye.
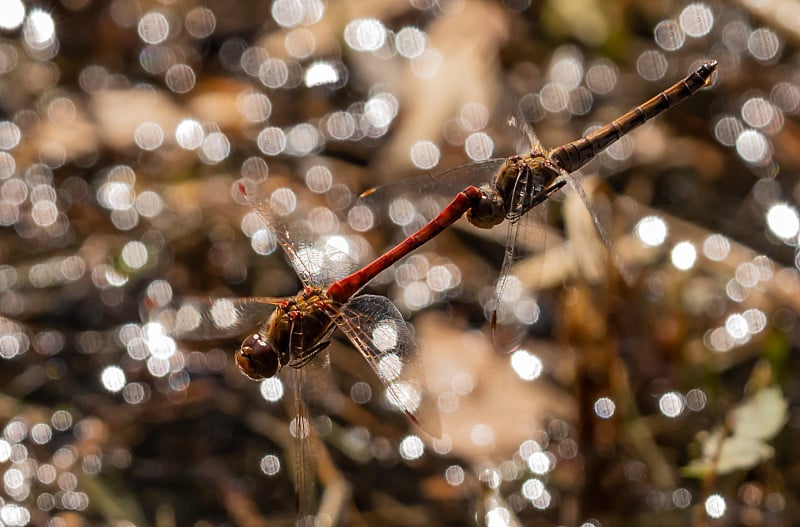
[467,192,505,229]
[235,333,279,379]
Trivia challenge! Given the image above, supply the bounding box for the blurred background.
[1,0,799,525]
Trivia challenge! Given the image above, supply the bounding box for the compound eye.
[235,333,279,379]
[467,193,505,229]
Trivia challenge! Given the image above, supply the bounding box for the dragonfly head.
[466,185,505,229]
[236,333,279,379]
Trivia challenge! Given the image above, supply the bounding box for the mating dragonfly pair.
[148,60,717,521]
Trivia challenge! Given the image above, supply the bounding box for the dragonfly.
[149,177,500,523]
[150,60,717,521]
[361,60,718,344]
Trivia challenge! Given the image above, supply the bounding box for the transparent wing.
[285,364,319,526]
[240,181,367,288]
[509,114,546,157]
[359,159,506,223]
[333,294,441,437]
[491,225,531,353]
[490,172,551,353]
[143,296,280,340]
[565,174,633,284]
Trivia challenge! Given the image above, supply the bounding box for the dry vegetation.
[1,1,799,526]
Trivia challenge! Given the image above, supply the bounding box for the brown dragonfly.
[361,60,717,346]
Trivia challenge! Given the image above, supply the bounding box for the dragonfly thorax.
[494,154,564,221]
[235,289,336,379]
[467,154,564,229]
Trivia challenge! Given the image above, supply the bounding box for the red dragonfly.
[150,178,494,522]
[361,60,718,345]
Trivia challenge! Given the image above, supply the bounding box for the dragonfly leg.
[509,179,568,221]
[289,339,332,369]
[531,180,567,207]
[284,304,335,369]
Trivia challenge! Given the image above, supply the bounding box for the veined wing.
[361,158,506,201]
[285,327,340,525]
[144,296,280,340]
[239,181,368,289]
[564,175,633,284]
[333,294,441,437]
[490,171,552,353]
[511,115,546,157]
[359,159,506,224]
[285,364,319,526]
